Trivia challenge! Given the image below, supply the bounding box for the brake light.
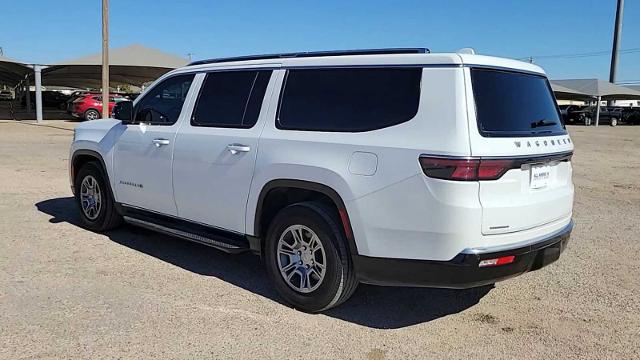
[419,157,513,181]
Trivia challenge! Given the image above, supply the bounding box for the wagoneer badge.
[120,180,143,189]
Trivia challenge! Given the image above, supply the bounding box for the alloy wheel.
[80,175,102,220]
[276,224,327,293]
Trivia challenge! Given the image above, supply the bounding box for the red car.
[71,94,128,121]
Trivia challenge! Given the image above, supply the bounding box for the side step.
[119,205,251,254]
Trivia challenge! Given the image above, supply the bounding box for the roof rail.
[188,48,430,66]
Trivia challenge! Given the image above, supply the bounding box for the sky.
[1,0,639,83]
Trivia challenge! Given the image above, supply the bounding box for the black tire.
[74,161,122,232]
[264,202,358,312]
[610,117,618,127]
[84,109,100,121]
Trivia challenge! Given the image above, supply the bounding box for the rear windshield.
[471,68,565,137]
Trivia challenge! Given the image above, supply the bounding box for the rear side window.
[278,68,422,132]
[191,70,272,128]
[471,68,565,137]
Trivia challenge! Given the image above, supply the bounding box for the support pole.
[101,0,109,119]
[34,65,43,123]
[595,96,601,127]
[608,0,624,106]
[25,76,31,112]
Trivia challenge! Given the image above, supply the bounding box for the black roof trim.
[188,48,430,66]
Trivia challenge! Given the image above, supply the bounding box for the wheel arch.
[70,150,115,202]
[253,179,359,258]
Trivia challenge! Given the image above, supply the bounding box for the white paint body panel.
[172,71,282,233]
[70,52,574,262]
[112,123,179,215]
[461,67,574,237]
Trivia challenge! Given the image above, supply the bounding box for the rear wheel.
[264,202,358,312]
[610,117,618,127]
[75,161,122,232]
[84,109,100,121]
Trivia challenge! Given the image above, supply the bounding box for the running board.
[123,216,247,253]
[119,206,251,254]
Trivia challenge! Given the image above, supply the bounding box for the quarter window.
[191,70,272,128]
[278,68,422,132]
[134,74,195,125]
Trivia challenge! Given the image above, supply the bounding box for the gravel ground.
[1,120,638,359]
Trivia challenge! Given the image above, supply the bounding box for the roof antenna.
[456,48,476,55]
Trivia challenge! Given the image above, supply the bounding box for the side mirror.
[112,100,133,123]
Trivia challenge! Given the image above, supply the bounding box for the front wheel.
[75,161,122,232]
[264,202,358,312]
[610,117,618,127]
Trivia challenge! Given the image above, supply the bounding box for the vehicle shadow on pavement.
[36,196,493,329]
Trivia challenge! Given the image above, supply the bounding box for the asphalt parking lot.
[1,120,638,359]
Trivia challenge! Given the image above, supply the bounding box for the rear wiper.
[531,119,557,128]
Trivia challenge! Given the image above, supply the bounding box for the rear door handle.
[227,143,251,154]
[152,138,170,147]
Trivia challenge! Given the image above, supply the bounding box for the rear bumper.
[354,220,573,288]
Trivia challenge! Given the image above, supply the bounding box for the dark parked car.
[559,105,587,124]
[579,106,623,126]
[0,89,14,101]
[623,107,640,125]
[21,91,70,108]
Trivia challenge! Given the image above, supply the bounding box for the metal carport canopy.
[550,82,592,101]
[0,55,31,87]
[42,44,188,88]
[551,79,640,126]
[551,79,640,100]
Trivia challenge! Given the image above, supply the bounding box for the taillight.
[419,157,514,181]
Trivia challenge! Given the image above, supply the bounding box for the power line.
[518,47,640,61]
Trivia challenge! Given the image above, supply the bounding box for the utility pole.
[607,0,624,108]
[609,0,624,83]
[102,0,109,119]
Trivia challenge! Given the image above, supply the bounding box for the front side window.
[134,74,194,125]
[278,68,422,132]
[471,68,565,137]
[191,70,272,128]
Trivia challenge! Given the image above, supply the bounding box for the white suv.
[69,49,574,312]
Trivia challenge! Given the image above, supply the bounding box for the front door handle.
[152,138,170,147]
[227,143,251,154]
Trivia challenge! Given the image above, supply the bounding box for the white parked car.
[69,49,574,312]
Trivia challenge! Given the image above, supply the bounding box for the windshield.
[471,68,566,137]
